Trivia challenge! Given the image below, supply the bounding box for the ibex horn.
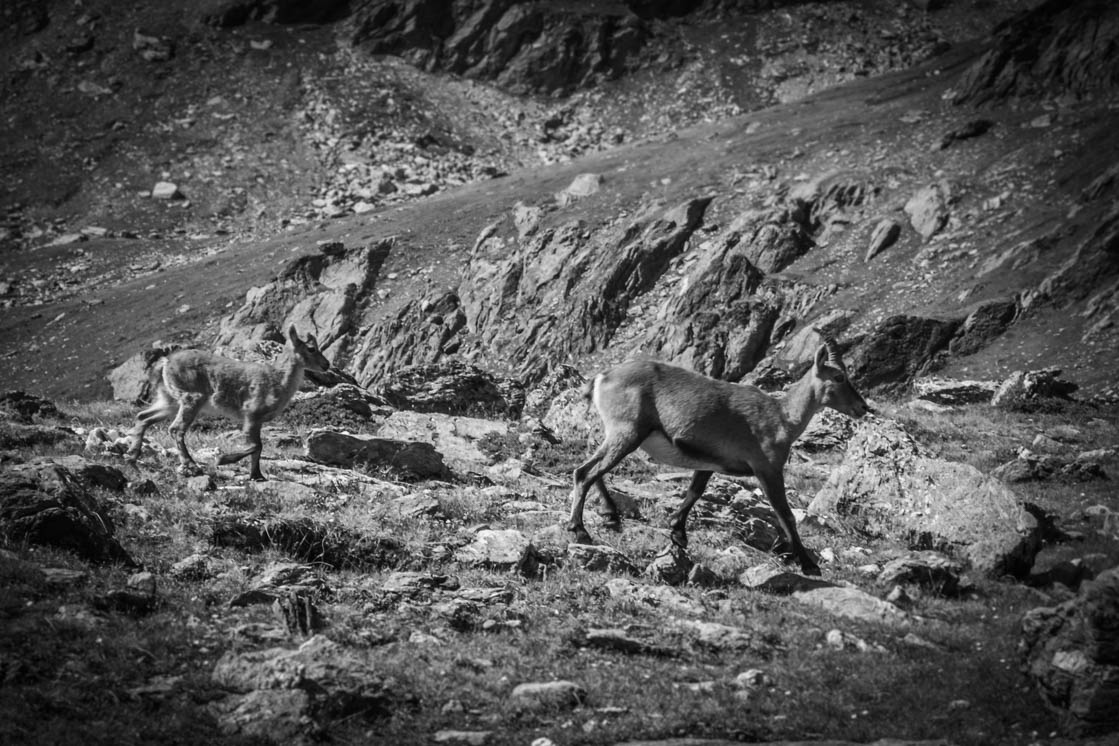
[812,327,843,366]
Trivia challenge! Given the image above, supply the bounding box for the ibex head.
[811,330,870,418]
[288,325,331,374]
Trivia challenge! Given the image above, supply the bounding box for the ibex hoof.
[569,526,594,546]
[801,562,822,577]
[601,516,622,533]
[670,531,688,549]
[177,464,202,477]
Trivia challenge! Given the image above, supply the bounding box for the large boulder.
[106,347,175,404]
[808,419,1042,578]
[304,429,451,480]
[0,461,135,566]
[1020,566,1119,736]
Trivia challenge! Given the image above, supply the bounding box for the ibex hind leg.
[169,394,206,476]
[594,479,622,532]
[125,392,176,463]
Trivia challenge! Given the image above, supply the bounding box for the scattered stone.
[150,181,181,200]
[186,474,216,493]
[604,577,705,616]
[381,571,460,594]
[793,585,908,625]
[865,218,901,261]
[904,182,950,240]
[826,628,885,653]
[0,391,59,422]
[911,377,998,406]
[937,119,994,150]
[644,543,694,586]
[556,173,603,206]
[1021,567,1119,736]
[434,731,492,746]
[577,628,673,656]
[673,619,758,652]
[877,551,964,596]
[567,544,640,575]
[170,553,214,581]
[992,368,1079,411]
[739,565,832,594]
[454,529,539,576]
[733,669,767,690]
[510,680,586,710]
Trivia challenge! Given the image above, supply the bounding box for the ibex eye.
[834,375,846,384]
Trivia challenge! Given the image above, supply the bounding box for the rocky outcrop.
[211,635,400,743]
[375,360,524,417]
[953,0,1119,105]
[352,291,468,387]
[808,419,1042,577]
[107,347,176,404]
[0,460,135,566]
[349,1,655,96]
[461,197,712,383]
[949,297,1019,356]
[848,315,961,389]
[217,240,391,364]
[204,0,351,27]
[1020,566,1119,736]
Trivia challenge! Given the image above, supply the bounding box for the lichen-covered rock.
[904,182,950,240]
[1020,566,1119,736]
[375,410,509,475]
[808,419,1042,578]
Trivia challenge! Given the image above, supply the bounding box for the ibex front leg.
[758,469,819,576]
[218,419,265,481]
[668,470,713,549]
[569,430,642,544]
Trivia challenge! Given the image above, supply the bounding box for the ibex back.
[126,325,329,481]
[568,334,869,575]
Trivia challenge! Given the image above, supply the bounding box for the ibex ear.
[814,344,828,372]
[287,325,301,344]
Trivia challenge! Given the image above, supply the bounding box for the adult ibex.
[568,334,869,575]
[126,326,330,481]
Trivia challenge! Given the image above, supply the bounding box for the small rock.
[510,681,586,710]
[150,181,181,200]
[733,669,766,689]
[433,731,491,746]
[865,219,901,261]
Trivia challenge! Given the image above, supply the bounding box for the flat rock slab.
[792,586,908,625]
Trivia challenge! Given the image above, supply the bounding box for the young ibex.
[568,334,869,576]
[125,326,329,481]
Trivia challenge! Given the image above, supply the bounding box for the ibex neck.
[779,370,824,443]
[274,346,307,402]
